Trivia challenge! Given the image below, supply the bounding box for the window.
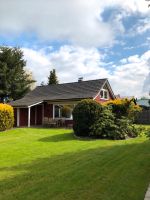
[100,89,109,99]
[54,104,74,119]
[54,105,60,118]
[104,91,108,99]
[100,90,103,98]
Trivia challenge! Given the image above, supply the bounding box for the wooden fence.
[136,109,150,125]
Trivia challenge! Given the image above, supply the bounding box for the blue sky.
[0,0,150,97]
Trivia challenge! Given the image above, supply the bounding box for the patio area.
[13,101,76,128]
[43,117,73,128]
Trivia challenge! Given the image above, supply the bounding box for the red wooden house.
[11,78,115,127]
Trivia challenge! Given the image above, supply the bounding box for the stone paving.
[145,184,150,200]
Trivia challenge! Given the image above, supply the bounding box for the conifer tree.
[48,69,59,85]
[0,46,35,102]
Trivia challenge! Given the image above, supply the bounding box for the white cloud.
[120,58,127,64]
[23,48,51,84]
[0,0,149,47]
[23,45,109,84]
[0,0,114,47]
[127,55,140,63]
[130,18,150,36]
[22,46,150,97]
[111,51,150,97]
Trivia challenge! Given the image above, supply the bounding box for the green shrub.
[91,115,139,140]
[73,99,140,140]
[104,98,142,122]
[73,99,104,137]
[114,117,139,139]
[146,129,150,139]
[0,104,14,131]
[142,126,150,139]
[90,107,117,138]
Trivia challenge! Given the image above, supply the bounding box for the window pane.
[104,91,108,99]
[100,90,103,98]
[61,105,73,118]
[55,105,60,118]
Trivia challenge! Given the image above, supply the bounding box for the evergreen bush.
[73,99,140,140]
[72,99,104,137]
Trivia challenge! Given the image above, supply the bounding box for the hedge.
[0,104,14,131]
[72,99,104,137]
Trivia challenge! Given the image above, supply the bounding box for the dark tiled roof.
[11,79,107,107]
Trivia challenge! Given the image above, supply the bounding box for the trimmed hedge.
[0,104,14,131]
[73,99,104,137]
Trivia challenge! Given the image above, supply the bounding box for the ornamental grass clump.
[0,104,14,131]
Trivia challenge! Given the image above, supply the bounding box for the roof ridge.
[37,78,107,88]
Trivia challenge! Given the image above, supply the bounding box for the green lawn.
[0,127,150,200]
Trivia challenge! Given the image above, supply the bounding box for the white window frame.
[54,105,61,119]
[100,89,109,100]
[53,104,74,120]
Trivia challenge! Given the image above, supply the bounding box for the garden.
[0,100,150,200]
[73,98,149,139]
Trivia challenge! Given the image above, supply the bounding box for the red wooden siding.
[95,95,109,103]
[13,104,44,127]
[36,105,42,125]
[14,108,17,127]
[30,106,35,126]
[95,87,114,103]
[95,94,113,103]
[20,108,28,126]
[44,103,53,118]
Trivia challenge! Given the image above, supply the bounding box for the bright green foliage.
[141,125,150,139]
[0,46,35,102]
[146,130,150,139]
[0,128,150,200]
[0,103,14,131]
[48,69,59,85]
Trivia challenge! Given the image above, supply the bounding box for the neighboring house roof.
[137,99,150,107]
[10,78,114,107]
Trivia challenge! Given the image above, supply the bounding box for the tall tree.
[0,46,35,102]
[48,69,59,85]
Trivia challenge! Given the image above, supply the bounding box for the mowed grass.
[0,127,150,200]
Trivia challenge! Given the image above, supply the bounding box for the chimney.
[78,77,83,82]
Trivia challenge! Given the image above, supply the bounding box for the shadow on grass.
[0,140,150,200]
[39,132,75,142]
[39,132,97,142]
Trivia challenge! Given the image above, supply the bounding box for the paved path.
[145,184,150,200]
